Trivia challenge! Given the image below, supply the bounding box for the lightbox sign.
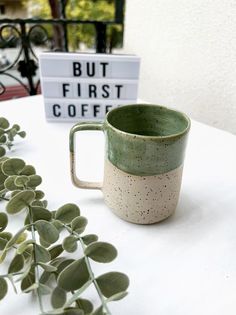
[39,52,140,121]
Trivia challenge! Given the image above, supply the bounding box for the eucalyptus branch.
[0,117,129,315]
[28,206,45,313]
[63,224,112,315]
[0,117,26,158]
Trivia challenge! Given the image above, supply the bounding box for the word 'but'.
[73,62,109,77]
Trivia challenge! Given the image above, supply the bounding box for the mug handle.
[69,122,103,190]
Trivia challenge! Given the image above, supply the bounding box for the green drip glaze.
[104,104,190,176]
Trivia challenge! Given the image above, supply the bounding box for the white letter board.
[39,52,140,121]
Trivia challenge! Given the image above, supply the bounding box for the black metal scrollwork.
[0,0,124,99]
[0,24,22,71]
[0,23,47,97]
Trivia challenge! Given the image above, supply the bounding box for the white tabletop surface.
[0,95,236,315]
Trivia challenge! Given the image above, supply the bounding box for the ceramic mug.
[69,104,190,224]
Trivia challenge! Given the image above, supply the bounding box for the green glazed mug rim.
[105,103,191,140]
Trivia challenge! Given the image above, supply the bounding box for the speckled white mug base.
[102,159,183,224]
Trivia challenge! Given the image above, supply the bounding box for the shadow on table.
[85,192,201,226]
[159,193,202,227]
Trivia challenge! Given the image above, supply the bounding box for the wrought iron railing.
[0,0,124,99]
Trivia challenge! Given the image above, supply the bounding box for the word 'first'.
[62,83,124,99]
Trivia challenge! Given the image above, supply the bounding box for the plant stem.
[63,224,111,315]
[72,290,83,309]
[28,206,44,314]
[8,274,18,293]
[12,244,31,258]
[0,195,9,201]
[0,271,24,278]
[0,188,8,197]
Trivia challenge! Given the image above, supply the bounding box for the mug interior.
[107,104,190,137]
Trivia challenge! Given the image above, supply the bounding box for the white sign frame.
[39,52,140,122]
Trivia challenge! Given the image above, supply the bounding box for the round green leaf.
[0,231,12,241]
[6,226,28,249]
[8,128,17,141]
[31,200,45,207]
[18,131,26,138]
[35,190,45,200]
[0,212,8,232]
[107,291,128,302]
[11,190,22,198]
[96,272,129,298]
[6,190,36,214]
[0,232,12,250]
[0,156,8,164]
[49,244,64,260]
[71,216,88,234]
[0,146,6,157]
[0,117,9,129]
[40,236,51,248]
[17,240,35,255]
[14,175,29,187]
[62,235,78,253]
[85,242,117,263]
[0,277,8,301]
[0,129,4,137]
[17,260,33,282]
[52,220,64,231]
[4,175,20,191]
[32,206,52,221]
[21,267,35,292]
[0,135,7,144]
[35,220,59,244]
[25,206,52,224]
[7,133,13,142]
[0,171,7,191]
[20,165,36,176]
[51,286,67,309]
[92,306,104,315]
[15,232,27,244]
[2,158,26,176]
[22,245,33,260]
[58,258,90,291]
[35,244,51,263]
[8,254,24,273]
[76,298,93,314]
[27,175,42,188]
[56,259,75,275]
[12,124,20,131]
[0,238,7,250]
[55,203,80,224]
[40,271,53,285]
[63,308,84,315]
[42,200,48,208]
[50,257,65,268]
[82,234,98,246]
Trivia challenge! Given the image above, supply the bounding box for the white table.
[0,95,236,315]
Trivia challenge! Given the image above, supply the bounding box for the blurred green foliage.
[25,0,123,51]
